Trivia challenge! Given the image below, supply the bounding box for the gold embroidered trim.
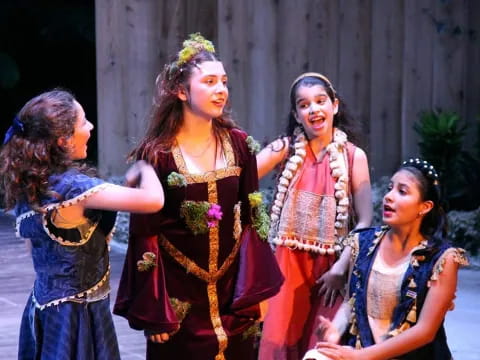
[208,180,219,273]
[208,282,228,360]
[207,179,227,359]
[32,266,110,310]
[167,131,245,357]
[172,132,241,184]
[233,202,242,241]
[159,234,242,283]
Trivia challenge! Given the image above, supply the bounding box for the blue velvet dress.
[16,169,120,360]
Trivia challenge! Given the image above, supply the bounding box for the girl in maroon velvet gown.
[113,33,283,360]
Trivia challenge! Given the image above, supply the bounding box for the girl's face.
[180,61,228,120]
[294,84,338,140]
[65,101,94,160]
[382,169,432,227]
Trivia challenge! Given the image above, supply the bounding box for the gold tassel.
[399,322,411,332]
[355,335,362,349]
[408,277,417,288]
[349,321,358,336]
[406,303,417,323]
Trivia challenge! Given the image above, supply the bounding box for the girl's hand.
[316,316,341,344]
[146,332,170,343]
[315,342,360,360]
[316,267,346,307]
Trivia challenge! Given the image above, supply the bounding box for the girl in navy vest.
[306,158,468,360]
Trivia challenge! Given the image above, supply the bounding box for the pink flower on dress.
[206,204,223,228]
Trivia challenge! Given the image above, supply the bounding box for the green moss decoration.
[167,172,187,188]
[180,200,211,235]
[242,322,262,340]
[248,192,270,241]
[246,135,261,154]
[169,297,192,323]
[137,252,157,272]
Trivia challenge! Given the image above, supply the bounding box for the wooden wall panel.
[431,0,468,117]
[276,0,310,124]
[96,0,129,175]
[217,0,250,131]
[306,0,340,83]
[465,0,480,148]
[369,0,404,177]
[401,0,435,159]
[247,0,279,143]
[96,0,478,179]
[337,0,372,139]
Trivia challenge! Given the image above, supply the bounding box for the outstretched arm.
[82,160,164,213]
[256,137,289,179]
[55,161,164,223]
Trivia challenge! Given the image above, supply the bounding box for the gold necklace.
[179,135,215,158]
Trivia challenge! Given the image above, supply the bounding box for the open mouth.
[309,116,326,129]
[383,204,394,214]
[212,99,225,107]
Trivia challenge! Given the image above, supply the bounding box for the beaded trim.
[15,183,110,240]
[268,127,350,253]
[42,215,98,246]
[429,247,469,284]
[31,266,110,310]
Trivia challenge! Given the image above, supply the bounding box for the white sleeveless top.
[367,252,410,344]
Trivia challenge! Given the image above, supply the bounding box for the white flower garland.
[269,127,350,254]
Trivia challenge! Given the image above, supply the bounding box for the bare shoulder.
[352,146,368,163]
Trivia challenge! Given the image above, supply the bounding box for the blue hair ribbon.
[3,116,25,145]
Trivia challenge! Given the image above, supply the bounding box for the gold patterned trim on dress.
[233,201,242,241]
[159,234,242,283]
[32,265,111,310]
[208,282,228,360]
[207,179,227,358]
[171,132,241,184]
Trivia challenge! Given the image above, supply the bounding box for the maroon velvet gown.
[114,129,284,360]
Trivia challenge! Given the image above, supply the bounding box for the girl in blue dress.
[0,89,164,360]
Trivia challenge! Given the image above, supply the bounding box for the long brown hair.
[0,89,89,210]
[130,48,237,166]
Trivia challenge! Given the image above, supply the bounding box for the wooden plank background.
[96,0,480,179]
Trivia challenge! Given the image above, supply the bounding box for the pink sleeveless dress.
[259,142,356,360]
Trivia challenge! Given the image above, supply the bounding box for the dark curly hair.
[0,89,91,210]
[130,44,238,166]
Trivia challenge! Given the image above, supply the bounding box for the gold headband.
[289,72,336,95]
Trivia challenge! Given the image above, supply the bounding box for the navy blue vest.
[345,227,455,359]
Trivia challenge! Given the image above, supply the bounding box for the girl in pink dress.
[257,73,373,359]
